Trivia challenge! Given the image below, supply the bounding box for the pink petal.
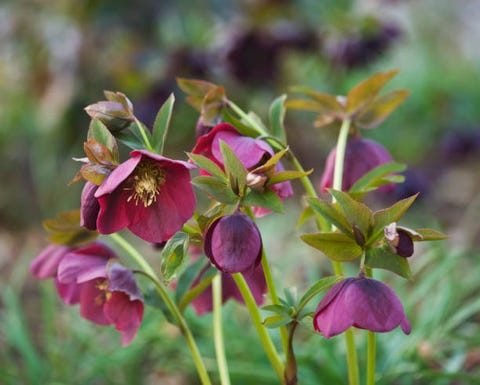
[79,280,110,326]
[55,279,81,305]
[30,244,70,279]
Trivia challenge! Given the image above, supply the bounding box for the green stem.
[109,233,212,385]
[344,330,360,385]
[365,268,376,385]
[232,273,286,383]
[213,274,231,385]
[227,100,270,137]
[332,119,351,192]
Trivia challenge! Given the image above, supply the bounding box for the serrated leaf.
[301,232,363,261]
[87,119,119,162]
[187,152,226,180]
[355,89,409,129]
[243,188,284,213]
[192,176,239,204]
[414,228,449,241]
[161,231,189,283]
[328,189,374,239]
[43,210,98,247]
[346,69,399,116]
[263,314,293,329]
[219,140,247,196]
[365,245,412,279]
[297,275,341,313]
[269,94,287,143]
[371,194,419,240]
[152,93,175,155]
[306,197,353,237]
[349,162,406,193]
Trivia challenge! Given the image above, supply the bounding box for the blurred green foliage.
[1,0,480,384]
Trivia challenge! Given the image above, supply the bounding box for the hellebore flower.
[57,243,144,346]
[191,263,267,316]
[320,137,394,193]
[80,182,100,231]
[204,211,263,274]
[314,275,411,338]
[95,150,196,243]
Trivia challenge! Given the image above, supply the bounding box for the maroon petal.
[79,280,110,326]
[30,244,70,279]
[95,155,140,196]
[104,291,144,346]
[55,279,81,305]
[80,182,100,230]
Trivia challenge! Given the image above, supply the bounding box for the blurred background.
[1,0,480,384]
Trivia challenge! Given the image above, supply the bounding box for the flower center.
[95,279,111,305]
[126,161,166,207]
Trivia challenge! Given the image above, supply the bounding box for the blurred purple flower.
[320,137,394,193]
[80,182,100,231]
[95,150,196,243]
[204,211,263,274]
[314,275,411,338]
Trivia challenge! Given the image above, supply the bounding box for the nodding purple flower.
[314,275,411,338]
[320,137,395,193]
[94,150,196,243]
[204,211,263,274]
[384,222,419,258]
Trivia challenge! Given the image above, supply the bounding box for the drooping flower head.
[314,274,411,338]
[95,150,196,243]
[204,211,263,274]
[320,137,394,193]
[57,243,144,346]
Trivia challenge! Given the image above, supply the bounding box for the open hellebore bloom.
[191,263,267,316]
[314,275,411,338]
[57,243,144,346]
[204,211,263,274]
[192,123,293,207]
[95,150,196,243]
[320,137,394,193]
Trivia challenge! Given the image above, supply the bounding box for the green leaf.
[301,232,363,261]
[114,131,144,150]
[219,140,247,196]
[267,169,313,186]
[161,231,189,283]
[269,94,287,143]
[371,193,419,238]
[151,93,175,154]
[187,152,226,181]
[175,258,210,304]
[192,176,239,204]
[144,288,177,324]
[176,77,217,110]
[414,228,449,241]
[201,86,226,125]
[296,206,314,229]
[129,118,152,146]
[262,304,292,317]
[306,197,353,237]
[288,86,344,115]
[365,245,412,279]
[355,89,409,129]
[285,99,332,113]
[349,162,407,193]
[346,69,399,116]
[243,188,284,213]
[328,189,374,239]
[43,210,98,247]
[87,119,119,162]
[297,275,341,313]
[222,109,260,138]
[263,314,293,329]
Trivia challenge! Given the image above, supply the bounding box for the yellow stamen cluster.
[125,161,166,207]
[95,279,111,305]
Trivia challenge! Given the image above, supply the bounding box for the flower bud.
[384,222,421,258]
[85,92,134,132]
[204,211,262,274]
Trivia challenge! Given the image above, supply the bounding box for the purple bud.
[204,212,263,274]
[80,182,100,231]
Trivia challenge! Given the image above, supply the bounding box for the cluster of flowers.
[31,73,444,353]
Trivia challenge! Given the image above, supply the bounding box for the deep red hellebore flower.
[320,137,394,193]
[314,275,411,338]
[57,243,144,346]
[94,150,196,243]
[204,211,263,274]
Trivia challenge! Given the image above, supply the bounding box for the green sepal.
[269,94,288,143]
[301,232,363,261]
[151,93,175,155]
[87,119,119,163]
[42,210,98,247]
[191,176,239,204]
[306,197,353,237]
[219,140,247,197]
[349,162,406,194]
[365,245,412,280]
[160,231,189,284]
[187,152,226,181]
[328,189,374,240]
[242,188,284,213]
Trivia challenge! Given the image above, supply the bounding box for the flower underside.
[125,161,166,207]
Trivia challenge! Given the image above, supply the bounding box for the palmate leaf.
[301,232,363,262]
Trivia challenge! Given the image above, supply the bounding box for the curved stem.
[332,119,351,192]
[213,274,231,385]
[232,273,285,383]
[227,100,270,137]
[109,233,212,385]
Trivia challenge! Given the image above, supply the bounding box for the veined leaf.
[161,231,189,283]
[187,152,226,180]
[306,197,353,237]
[365,245,412,280]
[243,188,284,213]
[301,232,363,261]
[192,176,238,204]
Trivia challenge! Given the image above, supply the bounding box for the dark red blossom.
[314,275,411,338]
[320,137,394,193]
[95,150,196,243]
[204,211,262,274]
